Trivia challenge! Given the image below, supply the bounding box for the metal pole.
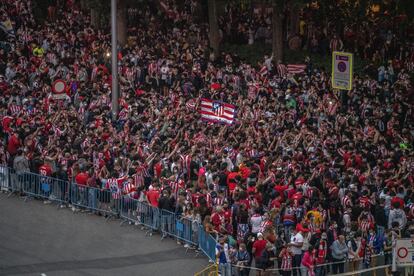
[111,0,119,121]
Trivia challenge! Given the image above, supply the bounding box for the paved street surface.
[0,194,208,276]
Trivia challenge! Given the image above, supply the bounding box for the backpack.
[14,156,29,172]
[348,239,357,252]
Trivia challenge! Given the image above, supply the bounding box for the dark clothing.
[331,258,345,274]
[374,205,387,227]
[189,161,199,181]
[258,250,275,270]
[292,253,303,276]
[158,196,175,212]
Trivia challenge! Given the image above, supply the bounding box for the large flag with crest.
[199,98,236,125]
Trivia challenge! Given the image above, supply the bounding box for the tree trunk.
[208,0,220,61]
[80,0,88,11]
[90,8,100,28]
[288,3,299,37]
[117,0,127,46]
[272,3,283,63]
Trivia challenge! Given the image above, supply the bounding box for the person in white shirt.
[343,207,352,234]
[250,209,264,234]
[289,227,304,276]
[216,236,231,276]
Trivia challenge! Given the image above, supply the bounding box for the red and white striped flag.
[186,98,197,110]
[199,98,236,125]
[259,65,268,76]
[287,64,306,75]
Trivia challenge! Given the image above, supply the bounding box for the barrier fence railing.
[3,165,411,275]
[0,165,216,261]
[21,172,68,204]
[70,183,119,218]
[229,253,390,276]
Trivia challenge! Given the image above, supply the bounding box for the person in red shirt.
[291,188,303,207]
[146,186,161,208]
[39,162,53,203]
[359,190,371,209]
[144,185,161,236]
[227,168,239,192]
[7,130,20,156]
[75,170,89,186]
[2,116,13,133]
[391,196,405,209]
[222,202,232,234]
[211,206,225,233]
[240,164,251,179]
[191,188,205,208]
[270,192,283,210]
[39,163,52,176]
[274,182,288,200]
[252,232,267,270]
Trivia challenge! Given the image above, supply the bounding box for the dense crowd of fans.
[1,0,413,275]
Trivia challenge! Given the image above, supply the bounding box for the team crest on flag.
[212,101,224,116]
[199,98,236,125]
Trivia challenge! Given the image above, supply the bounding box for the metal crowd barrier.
[228,253,389,276]
[0,166,13,193]
[22,172,68,204]
[119,196,198,245]
[198,226,217,262]
[194,264,218,276]
[1,165,216,260]
[70,182,119,219]
[120,196,160,235]
[159,209,198,245]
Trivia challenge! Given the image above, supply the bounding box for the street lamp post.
[111,0,119,121]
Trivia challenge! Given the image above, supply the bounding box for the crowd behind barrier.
[1,1,414,276]
[2,164,410,276]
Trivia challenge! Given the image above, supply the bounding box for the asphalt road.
[0,193,208,276]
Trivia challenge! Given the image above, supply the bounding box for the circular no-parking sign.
[52,79,66,94]
[398,247,409,259]
[337,61,347,73]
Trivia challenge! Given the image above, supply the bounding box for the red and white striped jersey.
[81,138,90,150]
[248,149,258,158]
[185,188,192,203]
[148,62,158,77]
[105,177,127,199]
[341,195,352,208]
[259,65,268,76]
[212,196,225,207]
[359,196,371,208]
[9,104,22,115]
[359,220,373,232]
[23,107,37,116]
[125,67,136,81]
[123,180,136,197]
[133,172,144,188]
[280,251,293,271]
[169,179,185,197]
[52,125,63,136]
[259,220,272,233]
[180,154,192,174]
[407,203,414,219]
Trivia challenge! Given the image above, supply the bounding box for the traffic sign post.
[396,238,414,265]
[331,51,353,91]
[52,79,66,94]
